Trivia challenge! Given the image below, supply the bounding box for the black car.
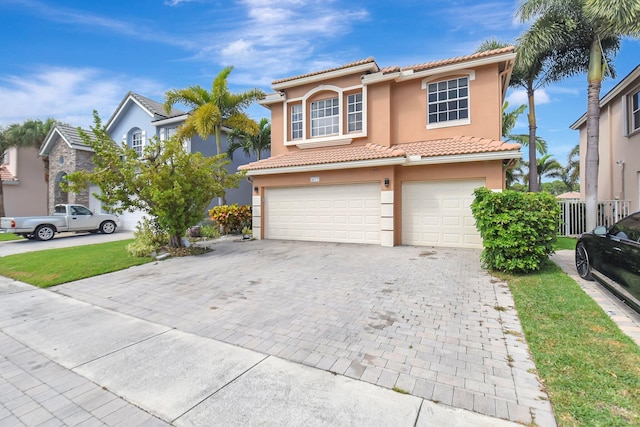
[575,211,640,313]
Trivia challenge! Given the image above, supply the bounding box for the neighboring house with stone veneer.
[1,146,47,216]
[39,91,260,231]
[39,123,95,212]
[240,47,521,248]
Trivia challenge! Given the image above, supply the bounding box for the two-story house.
[40,91,259,230]
[571,65,640,214]
[1,146,47,216]
[240,47,521,248]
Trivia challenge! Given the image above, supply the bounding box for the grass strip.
[0,233,21,242]
[504,261,640,426]
[0,239,152,287]
[554,236,577,251]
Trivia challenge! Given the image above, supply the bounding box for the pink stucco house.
[240,47,521,248]
[1,146,47,216]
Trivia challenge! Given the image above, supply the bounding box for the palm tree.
[163,66,265,158]
[477,39,559,192]
[227,118,271,161]
[522,154,564,190]
[5,118,56,183]
[516,0,640,230]
[501,102,548,154]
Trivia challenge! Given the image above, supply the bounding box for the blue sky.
[1,0,639,168]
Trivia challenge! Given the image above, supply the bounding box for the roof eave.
[397,52,517,83]
[404,150,522,166]
[240,156,406,176]
[272,62,380,90]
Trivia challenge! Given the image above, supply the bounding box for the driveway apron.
[49,239,555,426]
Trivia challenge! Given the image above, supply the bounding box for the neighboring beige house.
[571,65,640,213]
[1,146,47,216]
[240,47,521,248]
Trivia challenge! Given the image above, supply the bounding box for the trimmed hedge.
[471,188,560,273]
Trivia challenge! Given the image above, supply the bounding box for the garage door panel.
[402,180,484,248]
[265,184,380,244]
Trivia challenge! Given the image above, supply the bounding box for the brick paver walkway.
[53,240,555,426]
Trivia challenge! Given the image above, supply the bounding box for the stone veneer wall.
[47,137,95,214]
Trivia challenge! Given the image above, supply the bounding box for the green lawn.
[0,239,152,287]
[554,236,577,251]
[0,233,22,242]
[504,262,640,426]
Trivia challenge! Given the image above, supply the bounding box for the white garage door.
[402,179,484,248]
[265,183,380,244]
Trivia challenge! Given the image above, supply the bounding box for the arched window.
[126,128,145,156]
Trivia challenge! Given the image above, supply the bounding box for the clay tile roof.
[239,142,405,170]
[272,57,379,85]
[0,165,16,182]
[380,66,401,74]
[402,46,515,73]
[129,92,185,118]
[396,136,520,157]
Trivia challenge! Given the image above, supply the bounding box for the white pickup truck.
[0,204,120,241]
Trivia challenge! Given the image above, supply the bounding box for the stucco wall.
[2,146,47,216]
[251,159,504,245]
[578,75,640,212]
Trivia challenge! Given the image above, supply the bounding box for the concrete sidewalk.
[0,231,135,257]
[0,279,520,426]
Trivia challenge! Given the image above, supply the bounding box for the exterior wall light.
[384,178,390,187]
[254,186,259,194]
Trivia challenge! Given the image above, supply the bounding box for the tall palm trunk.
[214,125,227,205]
[585,40,604,231]
[526,81,540,192]
[0,181,5,217]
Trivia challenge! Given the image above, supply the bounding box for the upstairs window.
[347,93,363,133]
[311,97,339,137]
[427,77,469,126]
[632,90,640,133]
[291,104,303,140]
[131,131,144,156]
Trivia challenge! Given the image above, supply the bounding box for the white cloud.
[0,67,164,128]
[506,88,551,106]
[201,0,369,84]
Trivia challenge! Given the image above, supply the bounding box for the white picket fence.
[558,199,631,236]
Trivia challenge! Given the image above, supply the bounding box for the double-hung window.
[427,77,469,125]
[631,90,640,133]
[311,97,339,137]
[291,104,303,139]
[347,93,362,133]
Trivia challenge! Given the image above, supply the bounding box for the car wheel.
[34,225,55,241]
[99,220,116,234]
[575,242,593,281]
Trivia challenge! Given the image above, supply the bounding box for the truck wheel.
[35,225,55,241]
[99,220,116,234]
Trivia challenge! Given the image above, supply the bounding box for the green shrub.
[471,187,560,273]
[126,217,169,257]
[208,204,252,234]
[199,219,221,239]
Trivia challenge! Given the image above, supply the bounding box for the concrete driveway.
[39,239,555,426]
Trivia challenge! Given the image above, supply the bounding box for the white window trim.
[422,70,475,130]
[282,84,367,148]
[629,90,640,136]
[291,103,303,140]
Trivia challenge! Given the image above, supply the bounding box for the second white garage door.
[265,183,381,244]
[402,179,484,248]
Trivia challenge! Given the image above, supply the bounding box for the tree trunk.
[527,81,539,192]
[585,40,603,231]
[169,234,183,248]
[215,125,227,206]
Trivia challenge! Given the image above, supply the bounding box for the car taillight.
[10,220,15,228]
